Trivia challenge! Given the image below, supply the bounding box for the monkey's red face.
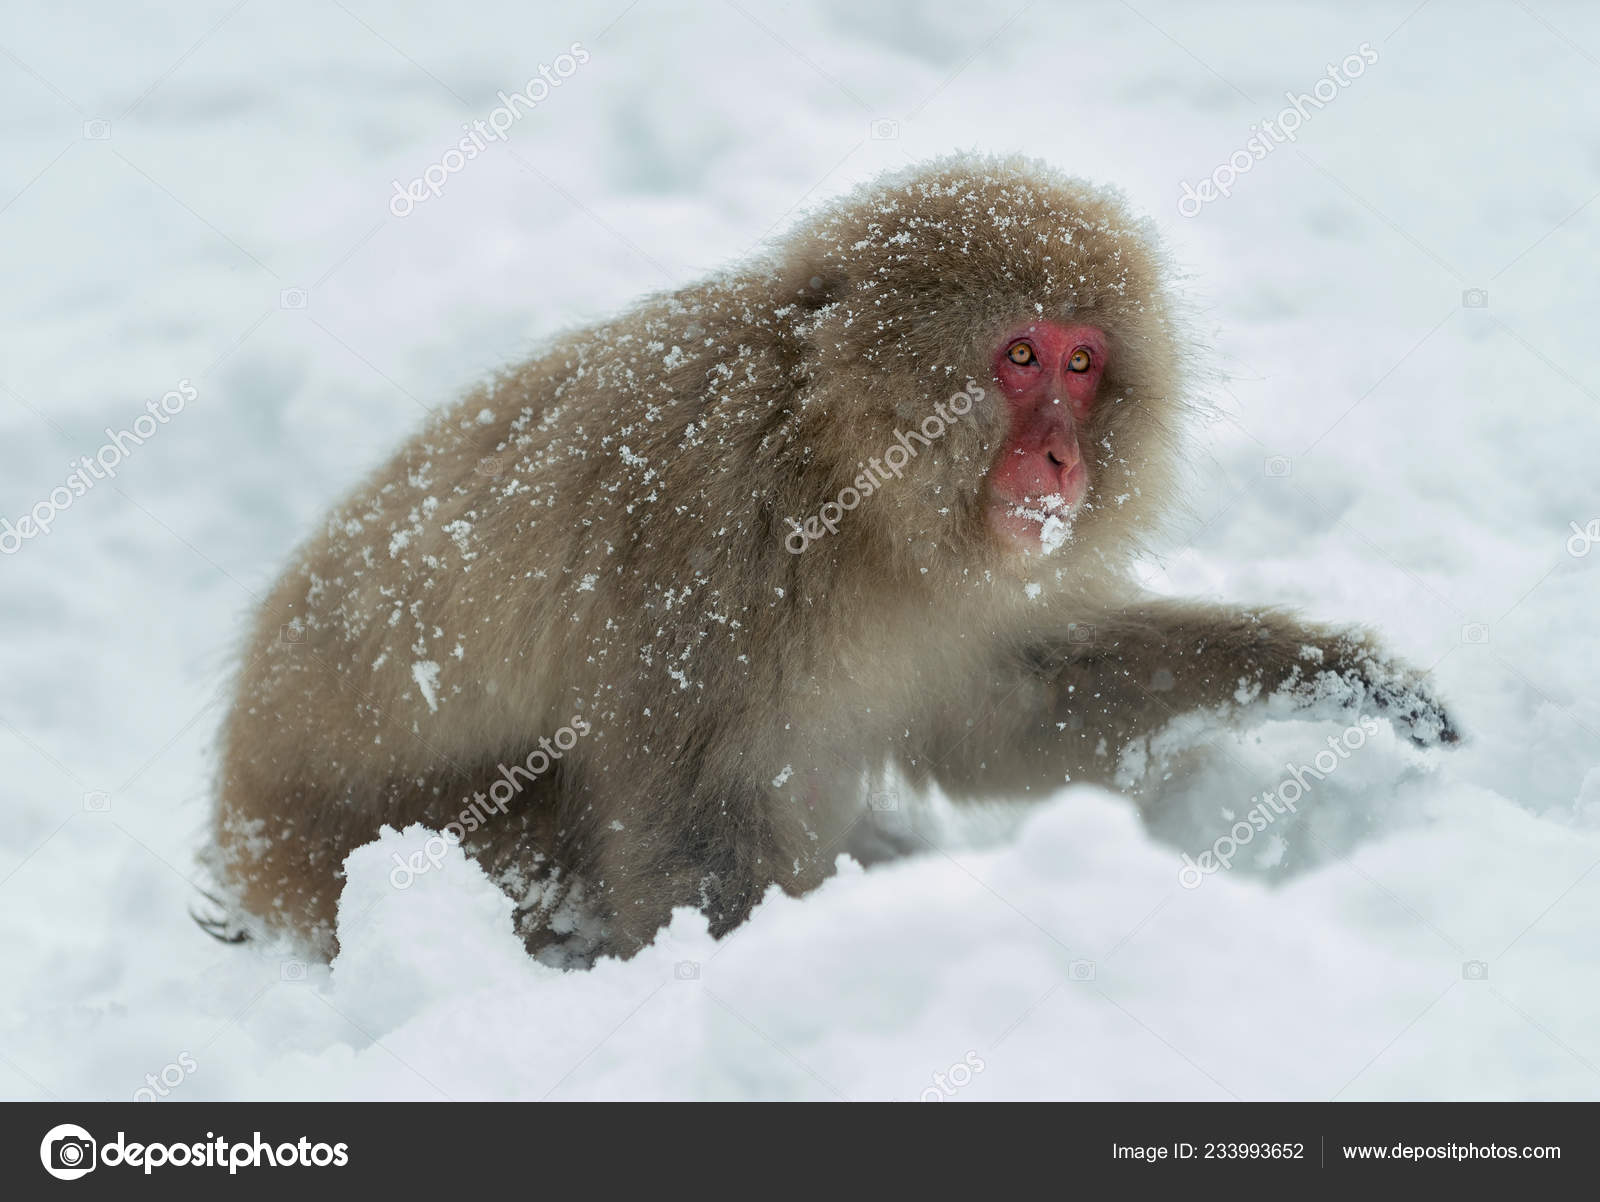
[986,320,1108,551]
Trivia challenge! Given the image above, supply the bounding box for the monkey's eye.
[1007,342,1037,366]
[1067,348,1092,373]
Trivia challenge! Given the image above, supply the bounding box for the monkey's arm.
[1058,598,1457,737]
[918,599,1458,799]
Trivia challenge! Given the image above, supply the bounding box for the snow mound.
[239,778,1600,1101]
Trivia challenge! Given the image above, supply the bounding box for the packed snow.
[3,0,1598,1101]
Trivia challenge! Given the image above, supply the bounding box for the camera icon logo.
[1462,959,1489,981]
[1461,288,1489,309]
[40,1124,97,1180]
[1461,623,1490,645]
[866,790,898,812]
[868,118,900,140]
[1067,622,1097,644]
[83,791,111,812]
[476,455,506,478]
[279,288,308,310]
[281,959,308,982]
[1264,456,1292,478]
[280,624,307,645]
[1068,959,1097,982]
[674,960,700,980]
[82,119,111,140]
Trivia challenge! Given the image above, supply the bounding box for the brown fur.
[211,155,1455,962]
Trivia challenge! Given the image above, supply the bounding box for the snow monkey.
[210,155,1457,963]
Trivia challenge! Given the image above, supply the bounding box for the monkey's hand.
[1258,633,1462,749]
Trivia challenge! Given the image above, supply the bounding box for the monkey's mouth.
[988,464,1088,556]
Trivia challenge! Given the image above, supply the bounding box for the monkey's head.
[777,155,1187,585]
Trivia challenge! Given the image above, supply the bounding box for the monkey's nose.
[1043,437,1086,503]
[1045,437,1080,472]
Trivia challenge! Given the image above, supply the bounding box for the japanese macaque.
[209,155,1457,963]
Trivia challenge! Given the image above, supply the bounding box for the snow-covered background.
[3,0,1597,1101]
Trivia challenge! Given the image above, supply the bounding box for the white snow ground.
[2,0,1598,1101]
